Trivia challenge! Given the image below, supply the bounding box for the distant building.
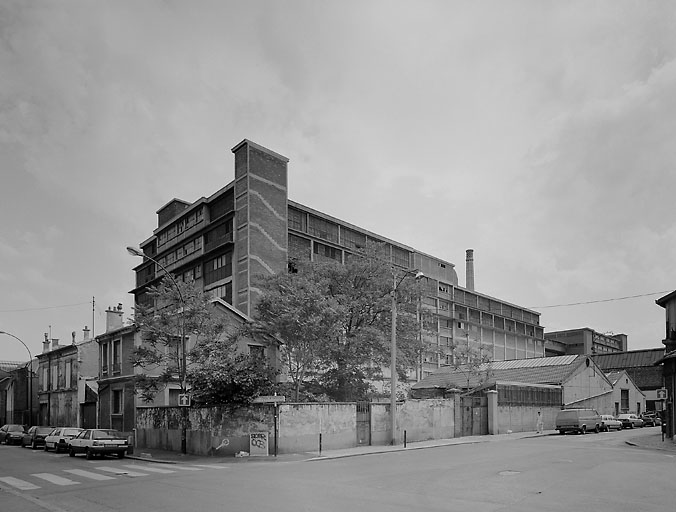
[592,349,664,412]
[36,329,98,428]
[129,139,546,386]
[1,360,37,425]
[604,370,647,416]
[545,328,628,357]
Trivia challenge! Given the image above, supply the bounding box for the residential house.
[604,370,647,416]
[1,360,38,426]
[36,329,98,428]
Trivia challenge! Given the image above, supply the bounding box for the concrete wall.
[563,362,613,405]
[496,405,560,433]
[136,399,457,456]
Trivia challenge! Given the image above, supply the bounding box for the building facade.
[36,329,98,428]
[545,328,628,357]
[129,139,546,384]
[656,290,676,440]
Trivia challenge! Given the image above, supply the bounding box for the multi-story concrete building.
[545,328,628,357]
[36,329,98,428]
[129,139,546,383]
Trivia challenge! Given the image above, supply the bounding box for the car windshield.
[92,430,123,440]
[36,427,53,435]
[62,428,82,436]
[8,425,24,432]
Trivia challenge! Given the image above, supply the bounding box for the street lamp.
[0,331,33,425]
[390,269,424,445]
[127,246,188,454]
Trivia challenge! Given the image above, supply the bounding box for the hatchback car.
[44,427,84,453]
[617,413,644,429]
[0,424,26,445]
[640,413,660,427]
[21,426,55,449]
[68,429,129,459]
[600,415,622,431]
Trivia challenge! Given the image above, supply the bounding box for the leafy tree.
[254,267,339,401]
[448,333,494,390]
[131,277,276,405]
[255,243,424,402]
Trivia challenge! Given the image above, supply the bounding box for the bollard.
[404,430,407,448]
[319,433,322,456]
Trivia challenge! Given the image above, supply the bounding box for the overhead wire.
[530,290,673,309]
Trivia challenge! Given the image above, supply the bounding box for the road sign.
[178,394,191,407]
[657,388,668,400]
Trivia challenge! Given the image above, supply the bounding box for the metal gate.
[356,401,371,445]
[458,395,488,437]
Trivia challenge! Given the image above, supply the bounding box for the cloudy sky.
[1,0,675,362]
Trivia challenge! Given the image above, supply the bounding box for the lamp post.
[127,246,188,454]
[390,269,424,446]
[0,331,32,425]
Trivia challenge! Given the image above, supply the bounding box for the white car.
[68,429,129,459]
[600,415,622,432]
[44,427,83,453]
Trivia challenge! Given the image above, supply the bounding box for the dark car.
[21,426,55,449]
[0,424,26,445]
[640,413,661,427]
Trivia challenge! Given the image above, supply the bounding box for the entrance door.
[81,403,96,429]
[356,401,371,445]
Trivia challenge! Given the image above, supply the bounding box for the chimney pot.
[51,338,59,350]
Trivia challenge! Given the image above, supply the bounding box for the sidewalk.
[126,430,542,465]
[126,430,676,465]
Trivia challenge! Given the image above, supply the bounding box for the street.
[1,428,673,512]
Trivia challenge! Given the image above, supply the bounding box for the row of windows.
[157,209,204,247]
[204,251,232,285]
[158,237,203,267]
[208,282,233,304]
[40,360,75,391]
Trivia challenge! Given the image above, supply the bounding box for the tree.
[131,277,276,405]
[255,243,424,401]
[448,332,494,390]
[254,267,339,401]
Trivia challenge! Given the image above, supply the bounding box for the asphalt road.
[1,427,673,512]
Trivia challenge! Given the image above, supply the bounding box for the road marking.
[0,476,41,490]
[190,464,227,469]
[171,466,204,471]
[96,466,148,477]
[122,465,175,474]
[32,473,80,486]
[64,469,117,481]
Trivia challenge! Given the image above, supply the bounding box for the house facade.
[129,139,546,388]
[36,329,98,428]
[1,360,37,425]
[605,370,647,416]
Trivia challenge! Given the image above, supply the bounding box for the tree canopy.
[131,277,276,405]
[255,244,425,401]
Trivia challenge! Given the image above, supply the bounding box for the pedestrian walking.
[536,411,544,434]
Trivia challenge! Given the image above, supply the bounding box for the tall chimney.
[42,333,50,353]
[466,249,475,291]
[51,338,59,350]
[83,326,90,341]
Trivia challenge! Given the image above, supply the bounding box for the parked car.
[600,415,622,432]
[21,426,55,449]
[44,427,84,453]
[640,413,661,427]
[0,424,27,445]
[68,429,129,459]
[555,408,602,434]
[617,413,644,429]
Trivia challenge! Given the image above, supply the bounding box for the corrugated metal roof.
[0,361,25,372]
[593,349,664,369]
[413,355,584,390]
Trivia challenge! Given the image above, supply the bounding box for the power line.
[530,290,672,309]
[0,302,91,313]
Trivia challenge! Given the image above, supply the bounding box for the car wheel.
[55,445,61,454]
[630,423,634,429]
[69,448,75,457]
[581,426,587,435]
[594,425,600,434]
[117,451,125,459]
[85,448,93,460]
[32,441,37,450]
[44,444,49,451]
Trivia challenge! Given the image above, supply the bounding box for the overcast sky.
[1,1,675,362]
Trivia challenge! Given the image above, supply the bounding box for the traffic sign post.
[657,388,668,400]
[178,394,191,407]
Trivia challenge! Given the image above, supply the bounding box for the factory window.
[341,228,366,250]
[308,215,339,243]
[204,252,232,285]
[313,241,341,261]
[288,207,307,232]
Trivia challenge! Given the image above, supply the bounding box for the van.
[555,408,602,434]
